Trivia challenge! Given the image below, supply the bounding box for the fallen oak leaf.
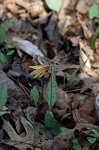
[3,116,34,150]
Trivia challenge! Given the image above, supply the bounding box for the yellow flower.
[29,63,49,78]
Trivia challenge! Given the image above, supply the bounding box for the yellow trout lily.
[29,63,49,78]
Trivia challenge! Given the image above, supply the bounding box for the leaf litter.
[0,0,99,150]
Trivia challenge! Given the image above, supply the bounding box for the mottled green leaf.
[46,67,58,110]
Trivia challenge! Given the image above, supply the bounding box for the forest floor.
[0,0,99,150]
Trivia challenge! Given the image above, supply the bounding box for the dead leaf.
[0,4,4,19]
[29,1,47,18]
[76,0,89,14]
[94,94,99,122]
[0,70,24,99]
[79,40,94,73]
[93,83,99,96]
[23,106,37,124]
[77,13,92,39]
[55,88,71,110]
[12,37,45,58]
[80,78,93,93]
[73,94,96,124]
[3,116,34,150]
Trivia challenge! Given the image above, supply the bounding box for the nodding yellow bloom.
[29,63,49,78]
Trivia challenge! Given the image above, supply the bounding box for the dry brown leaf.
[76,0,89,14]
[77,14,92,39]
[4,1,19,15]
[94,94,99,121]
[12,36,44,58]
[53,88,71,118]
[21,55,33,72]
[80,78,93,93]
[73,94,96,124]
[29,1,47,18]
[79,40,94,75]
[0,4,4,19]
[93,83,99,96]
[58,0,77,34]
[3,116,34,150]
[73,109,95,124]
[55,89,71,110]
[0,70,24,99]
[23,106,37,124]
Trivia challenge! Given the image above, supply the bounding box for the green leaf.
[88,3,99,19]
[61,113,71,122]
[73,143,82,150]
[0,19,13,44]
[0,87,8,110]
[69,60,87,84]
[90,26,99,49]
[60,127,70,132]
[90,133,98,138]
[91,129,99,137]
[72,138,82,150]
[0,111,8,116]
[87,137,97,144]
[45,0,61,12]
[7,50,14,56]
[69,67,80,83]
[0,52,6,64]
[44,111,62,135]
[46,68,58,110]
[31,86,39,107]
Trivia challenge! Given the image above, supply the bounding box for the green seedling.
[90,26,99,49]
[69,59,87,84]
[71,136,81,150]
[87,129,99,144]
[31,86,39,107]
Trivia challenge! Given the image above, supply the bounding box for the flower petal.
[34,72,43,78]
[30,67,46,75]
[29,65,43,70]
[39,70,46,78]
